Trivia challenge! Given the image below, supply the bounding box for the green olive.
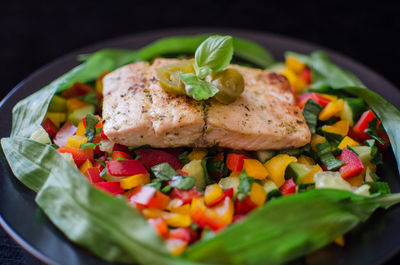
[156,60,195,95]
[211,68,245,104]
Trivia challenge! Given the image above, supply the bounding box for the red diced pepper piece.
[148,218,168,237]
[353,110,376,140]
[111,151,133,161]
[206,187,234,207]
[168,227,191,242]
[129,186,170,209]
[299,67,312,84]
[135,149,182,170]
[58,146,94,167]
[235,196,257,215]
[112,143,131,154]
[296,93,331,109]
[85,167,103,183]
[280,178,297,195]
[93,161,105,171]
[61,82,93,98]
[41,118,58,139]
[54,122,77,147]
[339,148,365,179]
[95,182,124,195]
[106,160,147,176]
[170,187,202,204]
[100,129,108,139]
[226,153,247,172]
[224,188,234,199]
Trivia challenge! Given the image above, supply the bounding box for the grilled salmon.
[102,58,311,150]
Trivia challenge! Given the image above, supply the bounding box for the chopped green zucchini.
[68,105,95,126]
[182,160,206,190]
[285,162,314,184]
[340,98,367,126]
[256,150,275,163]
[218,176,240,194]
[350,146,372,163]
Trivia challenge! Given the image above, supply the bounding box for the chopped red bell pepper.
[377,128,390,151]
[353,110,376,140]
[54,122,77,147]
[85,167,103,183]
[191,197,234,231]
[112,143,131,154]
[92,135,104,156]
[129,186,170,209]
[280,178,297,195]
[299,67,312,84]
[168,228,191,242]
[135,149,182,170]
[61,82,93,98]
[296,93,331,109]
[100,129,108,139]
[106,160,147,176]
[170,187,202,204]
[93,161,105,171]
[148,218,168,237]
[235,196,257,215]
[226,153,247,172]
[339,148,365,179]
[207,187,234,207]
[58,146,94,167]
[94,182,124,195]
[111,151,133,161]
[41,118,58,139]
[224,188,234,199]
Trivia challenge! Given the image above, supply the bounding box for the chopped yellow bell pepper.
[302,164,323,184]
[338,136,360,150]
[120,174,150,190]
[204,184,224,206]
[166,238,188,256]
[346,172,364,187]
[264,154,297,187]
[320,94,338,102]
[249,182,266,206]
[65,135,88,149]
[286,55,306,74]
[319,99,344,121]
[243,159,269,180]
[75,122,86,136]
[79,159,93,175]
[298,155,315,166]
[162,212,191,227]
[282,69,307,93]
[66,98,90,113]
[311,134,326,151]
[322,120,350,136]
[48,95,67,113]
[188,148,208,161]
[171,204,191,215]
[142,208,163,219]
[45,112,66,128]
[334,236,345,247]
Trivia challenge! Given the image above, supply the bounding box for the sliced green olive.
[156,60,195,95]
[211,68,244,104]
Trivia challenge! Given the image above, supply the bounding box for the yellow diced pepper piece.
[322,120,350,136]
[166,238,188,256]
[45,112,66,128]
[311,134,326,151]
[298,155,315,166]
[346,172,364,187]
[282,69,307,93]
[75,122,86,136]
[96,71,111,94]
[120,174,150,190]
[142,208,163,219]
[171,204,191,215]
[334,236,345,247]
[264,154,297,187]
[66,98,90,113]
[162,212,191,227]
[79,159,93,175]
[188,148,208,161]
[302,164,323,184]
[204,184,224,206]
[249,182,266,206]
[338,136,360,150]
[320,94,338,102]
[243,159,269,180]
[65,135,88,149]
[319,99,344,121]
[286,55,306,74]
[48,94,67,112]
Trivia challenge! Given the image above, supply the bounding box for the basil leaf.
[303,99,323,134]
[170,175,196,190]
[237,170,254,201]
[80,142,100,149]
[84,113,100,142]
[150,162,177,181]
[194,35,234,78]
[161,185,172,193]
[366,119,386,146]
[179,73,219,100]
[146,181,163,191]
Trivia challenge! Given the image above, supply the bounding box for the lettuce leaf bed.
[2,35,400,265]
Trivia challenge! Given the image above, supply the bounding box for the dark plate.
[1,28,400,265]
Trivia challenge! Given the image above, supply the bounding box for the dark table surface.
[1,1,400,264]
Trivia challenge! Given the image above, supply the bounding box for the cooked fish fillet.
[102,58,311,150]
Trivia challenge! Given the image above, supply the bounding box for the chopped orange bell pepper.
[243,159,269,180]
[338,136,359,150]
[148,217,168,237]
[298,155,315,166]
[264,154,297,187]
[204,184,224,206]
[319,99,344,121]
[188,148,208,161]
[142,208,163,219]
[191,197,234,231]
[162,212,191,227]
[249,182,266,206]
[171,204,191,215]
[79,159,93,175]
[286,55,306,74]
[75,122,86,136]
[322,120,350,136]
[120,174,150,189]
[302,164,323,184]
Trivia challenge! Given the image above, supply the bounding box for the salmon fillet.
[102,58,311,150]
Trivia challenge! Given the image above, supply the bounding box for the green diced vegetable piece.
[48,94,67,112]
[29,126,51,144]
[303,100,323,134]
[256,150,275,163]
[298,183,315,192]
[267,189,282,200]
[182,159,206,190]
[316,141,344,170]
[340,98,367,126]
[286,162,314,184]
[218,176,240,195]
[350,146,372,163]
[262,180,277,194]
[68,105,95,126]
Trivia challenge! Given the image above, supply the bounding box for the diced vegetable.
[280,178,296,196]
[316,141,344,170]
[286,162,313,184]
[262,180,278,194]
[182,160,206,190]
[65,135,88,149]
[249,183,266,206]
[135,149,182,170]
[298,155,315,166]
[94,182,124,195]
[311,134,326,151]
[338,136,359,150]
[243,159,269,180]
[129,186,170,209]
[170,187,202,205]
[226,153,247,172]
[188,148,208,161]
[319,99,344,121]
[235,195,257,215]
[218,176,240,194]
[58,146,94,167]
[256,150,275,163]
[66,98,91,113]
[168,227,192,242]
[296,93,331,109]
[340,98,367,126]
[299,67,312,84]
[79,159,93,175]
[338,148,365,179]
[302,99,323,134]
[106,160,147,176]
[264,154,297,187]
[286,55,306,74]
[61,82,93,98]
[353,110,376,140]
[68,105,95,126]
[41,118,59,139]
[322,120,349,137]
[48,94,67,112]
[45,112,66,128]
[111,151,133,161]
[120,174,150,190]
[282,68,307,92]
[345,173,364,187]
[30,126,51,144]
[85,167,103,183]
[204,184,224,206]
[350,146,373,163]
[148,218,168,237]
[165,238,188,256]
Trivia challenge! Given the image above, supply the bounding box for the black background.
[1,0,400,264]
